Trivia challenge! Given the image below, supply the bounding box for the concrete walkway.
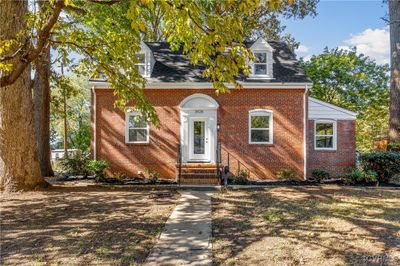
[145,190,213,266]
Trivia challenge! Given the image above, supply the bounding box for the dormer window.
[254,52,267,75]
[249,38,274,79]
[135,53,146,76]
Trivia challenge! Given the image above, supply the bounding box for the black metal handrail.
[177,144,182,186]
[216,141,222,182]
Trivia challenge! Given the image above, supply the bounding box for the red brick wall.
[91,88,306,180]
[307,120,356,177]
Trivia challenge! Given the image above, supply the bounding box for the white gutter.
[92,86,97,160]
[88,80,313,89]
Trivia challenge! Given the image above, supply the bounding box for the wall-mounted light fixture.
[217,123,220,131]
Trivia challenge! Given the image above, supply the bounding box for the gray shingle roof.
[145,41,311,83]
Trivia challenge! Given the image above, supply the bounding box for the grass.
[1,186,178,266]
[212,186,400,266]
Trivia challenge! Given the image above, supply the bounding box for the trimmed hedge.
[359,152,400,183]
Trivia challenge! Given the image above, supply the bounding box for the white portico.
[179,94,219,163]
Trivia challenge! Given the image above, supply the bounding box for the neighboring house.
[89,38,357,184]
[51,149,79,162]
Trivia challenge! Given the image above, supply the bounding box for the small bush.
[311,169,330,183]
[87,160,108,182]
[276,168,299,180]
[231,169,249,185]
[146,169,160,184]
[344,168,378,184]
[359,152,400,182]
[60,151,89,177]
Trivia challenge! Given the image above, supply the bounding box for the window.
[125,112,149,143]
[314,120,336,150]
[253,52,267,75]
[249,110,273,144]
[135,53,146,76]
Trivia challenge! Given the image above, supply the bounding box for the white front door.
[189,118,210,161]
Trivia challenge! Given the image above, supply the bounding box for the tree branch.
[1,0,65,88]
[88,0,121,5]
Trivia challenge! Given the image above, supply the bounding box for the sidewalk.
[145,191,213,266]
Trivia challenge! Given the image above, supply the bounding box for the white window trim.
[249,50,273,79]
[314,120,337,151]
[248,109,273,144]
[125,111,150,144]
[135,52,149,77]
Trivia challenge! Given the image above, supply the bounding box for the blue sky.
[285,0,389,64]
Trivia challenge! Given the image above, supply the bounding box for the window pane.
[136,53,145,64]
[136,64,145,75]
[316,123,333,135]
[251,115,269,128]
[316,136,333,148]
[193,121,205,154]
[254,64,267,75]
[129,115,147,128]
[129,129,147,142]
[251,129,270,142]
[255,53,267,63]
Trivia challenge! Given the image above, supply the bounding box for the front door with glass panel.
[189,118,209,161]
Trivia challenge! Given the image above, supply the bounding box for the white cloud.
[296,44,310,54]
[341,28,389,64]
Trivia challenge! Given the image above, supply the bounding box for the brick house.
[90,38,357,184]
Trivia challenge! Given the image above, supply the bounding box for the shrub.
[146,169,160,184]
[87,160,108,182]
[276,168,299,180]
[344,168,378,184]
[311,169,330,183]
[60,151,89,177]
[359,152,400,182]
[231,169,249,185]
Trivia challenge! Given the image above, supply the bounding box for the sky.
[286,0,389,64]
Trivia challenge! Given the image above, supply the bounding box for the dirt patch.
[212,186,400,265]
[1,186,179,265]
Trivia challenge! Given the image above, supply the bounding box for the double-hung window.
[249,110,273,144]
[135,53,146,76]
[125,112,149,143]
[315,120,336,150]
[253,52,268,75]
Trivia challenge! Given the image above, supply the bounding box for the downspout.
[303,84,309,180]
[92,86,97,160]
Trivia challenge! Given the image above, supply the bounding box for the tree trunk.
[389,0,400,146]
[0,0,47,192]
[33,45,54,177]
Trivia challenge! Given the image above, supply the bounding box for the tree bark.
[389,0,400,145]
[33,44,54,177]
[0,0,47,192]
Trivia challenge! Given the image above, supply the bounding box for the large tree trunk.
[33,45,54,177]
[0,0,47,192]
[389,0,400,146]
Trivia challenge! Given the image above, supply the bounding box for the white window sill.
[249,142,273,145]
[248,76,274,80]
[315,148,336,151]
[125,141,150,144]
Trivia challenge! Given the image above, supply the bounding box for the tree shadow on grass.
[1,186,179,265]
[212,186,400,265]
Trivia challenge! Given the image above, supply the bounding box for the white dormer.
[135,42,155,78]
[249,38,273,79]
